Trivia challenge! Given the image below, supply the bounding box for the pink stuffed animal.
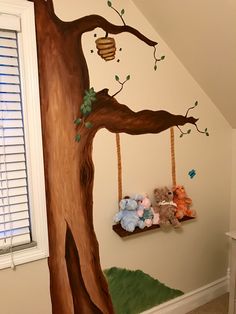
[137,195,154,227]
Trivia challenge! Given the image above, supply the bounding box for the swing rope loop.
[115,128,177,204]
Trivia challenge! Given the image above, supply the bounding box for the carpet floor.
[187,293,229,314]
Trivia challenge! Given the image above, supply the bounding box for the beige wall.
[74,0,231,293]
[230,130,236,230]
[0,0,233,313]
[0,259,51,314]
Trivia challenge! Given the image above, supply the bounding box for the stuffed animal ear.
[132,194,144,202]
[119,199,126,210]
[153,188,161,202]
[162,187,168,196]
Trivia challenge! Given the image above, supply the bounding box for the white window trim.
[0,0,49,269]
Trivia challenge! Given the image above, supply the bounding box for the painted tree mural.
[29,0,205,313]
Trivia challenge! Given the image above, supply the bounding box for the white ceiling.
[133,0,236,128]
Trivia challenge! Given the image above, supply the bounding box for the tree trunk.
[30,1,200,313]
[32,1,113,313]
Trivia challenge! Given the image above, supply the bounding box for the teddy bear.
[173,185,196,219]
[113,196,146,232]
[153,186,181,228]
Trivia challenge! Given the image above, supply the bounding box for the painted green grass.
[104,267,184,314]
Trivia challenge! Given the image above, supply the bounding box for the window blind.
[0,14,21,32]
[0,29,31,250]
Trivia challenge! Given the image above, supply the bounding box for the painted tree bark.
[30,1,199,313]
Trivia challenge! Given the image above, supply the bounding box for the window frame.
[0,0,49,269]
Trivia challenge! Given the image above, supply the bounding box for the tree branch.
[29,1,157,48]
[66,15,157,47]
[77,89,199,137]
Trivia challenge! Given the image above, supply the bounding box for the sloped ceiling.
[132,0,236,128]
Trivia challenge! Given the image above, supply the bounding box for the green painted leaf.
[85,91,92,98]
[187,129,191,134]
[154,65,157,71]
[115,75,120,81]
[75,134,81,142]
[81,104,90,114]
[84,88,96,99]
[83,94,96,105]
[195,101,198,106]
[161,55,165,60]
[206,132,209,136]
[205,128,208,132]
[121,9,125,15]
[89,87,96,96]
[180,134,183,138]
[79,87,96,121]
[86,106,92,113]
[84,99,92,107]
[83,95,90,101]
[74,118,81,125]
[126,75,130,80]
[107,0,112,7]
[85,121,93,129]
[80,103,85,111]
[89,95,96,102]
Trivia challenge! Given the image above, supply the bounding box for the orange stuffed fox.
[173,185,196,219]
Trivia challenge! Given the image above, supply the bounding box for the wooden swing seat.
[112,216,195,237]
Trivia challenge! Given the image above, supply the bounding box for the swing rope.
[170,127,177,187]
[116,133,123,203]
[115,127,177,203]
